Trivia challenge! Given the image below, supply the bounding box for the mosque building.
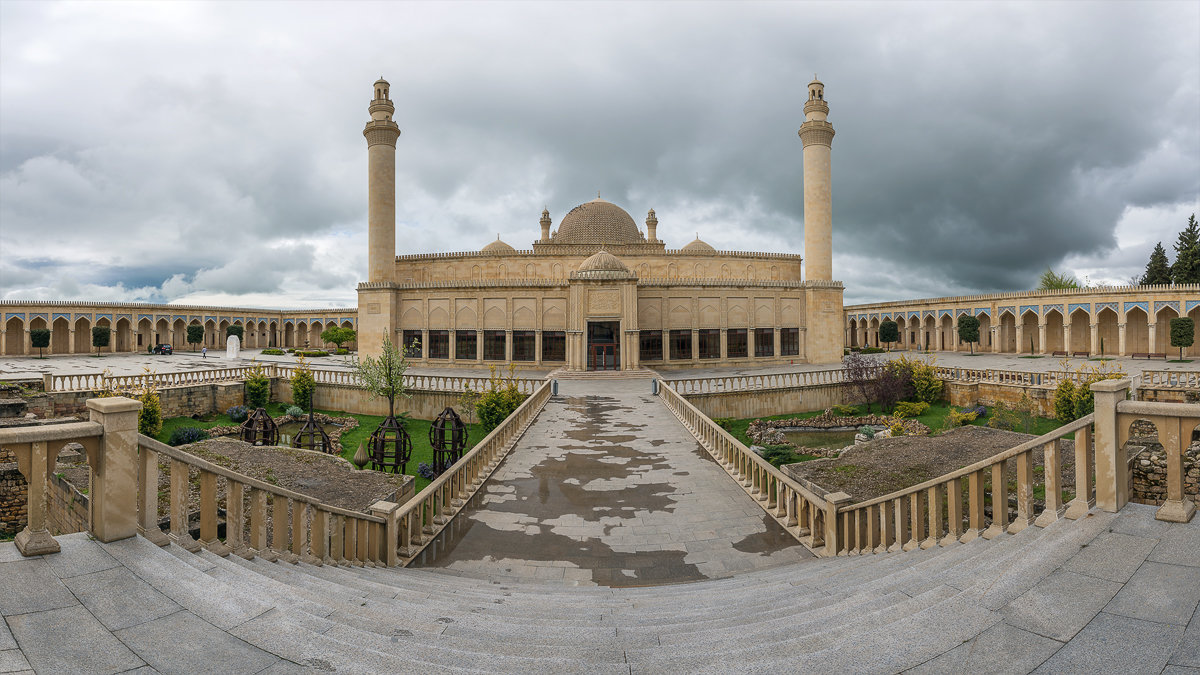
[356,77,845,370]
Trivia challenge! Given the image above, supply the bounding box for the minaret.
[539,208,552,243]
[798,76,835,281]
[645,209,658,243]
[364,78,401,283]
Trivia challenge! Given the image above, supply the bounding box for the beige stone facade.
[0,301,356,355]
[357,77,845,368]
[845,285,1200,357]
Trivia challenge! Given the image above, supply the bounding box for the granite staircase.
[4,503,1196,674]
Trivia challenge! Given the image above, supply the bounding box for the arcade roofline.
[845,283,1200,311]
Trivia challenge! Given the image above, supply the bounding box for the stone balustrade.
[393,380,552,564]
[657,381,837,556]
[1141,370,1200,389]
[663,368,852,394]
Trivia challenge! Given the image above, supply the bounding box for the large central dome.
[552,198,644,245]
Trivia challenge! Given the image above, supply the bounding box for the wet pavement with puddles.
[410,378,813,586]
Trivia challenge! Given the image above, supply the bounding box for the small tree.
[1170,317,1194,362]
[1037,267,1079,290]
[1171,213,1199,284]
[244,364,271,409]
[186,324,204,351]
[30,328,50,358]
[290,355,316,412]
[842,351,881,413]
[92,325,110,356]
[957,315,980,354]
[226,324,244,341]
[320,326,356,350]
[353,336,411,418]
[878,320,899,351]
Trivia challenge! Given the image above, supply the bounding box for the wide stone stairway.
[2,502,1197,674]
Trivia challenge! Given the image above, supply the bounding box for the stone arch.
[848,318,859,348]
[669,301,692,329]
[310,321,325,349]
[202,319,216,348]
[74,316,92,354]
[637,263,649,278]
[976,312,992,351]
[268,321,278,348]
[999,310,1016,353]
[340,320,357,350]
[667,262,678,278]
[923,315,936,351]
[939,314,953,351]
[721,264,731,278]
[1154,305,1179,354]
[455,306,477,329]
[283,322,294,348]
[552,263,563,278]
[1125,306,1150,354]
[497,263,507,279]
[542,304,566,331]
[4,316,24,355]
[1044,309,1064,353]
[114,316,132,353]
[52,316,70,354]
[219,319,230,349]
[1096,307,1118,357]
[473,265,482,280]
[1020,310,1039,354]
[428,307,450,330]
[483,306,506,329]
[728,302,748,327]
[1069,308,1090,353]
[172,319,187,348]
[869,318,881,348]
[293,321,306,349]
[29,315,48,354]
[771,265,779,280]
[525,263,535,278]
[137,317,153,351]
[400,308,423,330]
[745,264,755,280]
[755,304,773,328]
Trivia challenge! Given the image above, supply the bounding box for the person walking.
[202,346,207,358]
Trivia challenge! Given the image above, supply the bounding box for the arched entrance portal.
[587,321,620,371]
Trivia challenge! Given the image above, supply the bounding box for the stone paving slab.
[410,378,813,585]
[7,605,145,675]
[115,610,279,674]
[1060,530,1157,583]
[1001,570,1122,642]
[62,566,183,632]
[1104,561,1200,626]
[1032,611,1185,674]
[905,621,1063,675]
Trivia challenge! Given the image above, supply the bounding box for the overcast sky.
[1,1,1197,308]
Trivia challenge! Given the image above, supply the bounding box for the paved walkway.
[410,378,812,585]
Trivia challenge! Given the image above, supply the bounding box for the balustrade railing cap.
[86,396,143,413]
[1091,378,1131,392]
[825,491,853,504]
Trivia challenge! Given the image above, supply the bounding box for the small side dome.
[578,249,629,273]
[482,236,515,253]
[681,236,716,253]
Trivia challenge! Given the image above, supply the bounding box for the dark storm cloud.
[0,1,1196,306]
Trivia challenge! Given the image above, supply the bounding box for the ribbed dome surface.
[577,250,629,273]
[482,238,515,253]
[681,237,716,253]
[553,198,643,245]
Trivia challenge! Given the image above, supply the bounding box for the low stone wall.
[1138,387,1200,405]
[681,382,850,419]
[943,380,1056,417]
[47,472,89,535]
[1130,441,1200,505]
[273,380,467,420]
[21,381,246,419]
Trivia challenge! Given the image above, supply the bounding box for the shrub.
[894,401,929,418]
[244,365,270,409]
[295,350,329,357]
[988,394,1036,434]
[417,462,437,480]
[1073,383,1095,420]
[831,404,858,416]
[139,390,162,438]
[860,346,885,354]
[168,426,209,446]
[285,405,304,418]
[476,365,528,432]
[713,417,735,431]
[1054,380,1077,423]
[858,425,875,439]
[290,356,316,412]
[969,405,987,418]
[888,421,907,437]
[226,405,249,423]
[336,348,349,355]
[874,367,912,413]
[946,408,978,427]
[261,348,286,355]
[887,355,942,404]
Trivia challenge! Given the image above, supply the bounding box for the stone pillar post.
[1091,378,1130,513]
[1063,323,1072,354]
[69,329,76,354]
[476,330,484,364]
[1148,322,1157,353]
[504,329,513,362]
[720,329,728,359]
[369,500,401,567]
[1038,323,1047,354]
[534,331,542,366]
[1118,323,1127,356]
[691,329,699,363]
[1090,322,1099,356]
[23,329,31,355]
[420,329,429,363]
[87,396,142,543]
[822,492,852,557]
[14,441,59,556]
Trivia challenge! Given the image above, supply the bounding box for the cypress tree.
[1140,242,1172,285]
[1171,214,1199,284]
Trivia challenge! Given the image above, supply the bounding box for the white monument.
[226,335,241,359]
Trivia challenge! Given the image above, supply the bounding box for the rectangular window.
[512,331,536,361]
[669,329,692,360]
[428,330,449,359]
[541,331,566,361]
[455,330,477,360]
[402,330,422,358]
[698,329,721,359]
[781,327,799,356]
[484,330,506,360]
[727,329,748,358]
[755,328,774,357]
[639,330,663,361]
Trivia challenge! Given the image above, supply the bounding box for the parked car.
[152,344,173,355]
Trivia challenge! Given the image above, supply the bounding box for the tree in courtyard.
[878,320,899,351]
[957,315,980,354]
[320,325,356,350]
[1141,242,1173,285]
[1037,267,1079,290]
[1170,317,1194,362]
[91,325,110,356]
[842,351,881,413]
[290,355,317,412]
[186,324,204,351]
[30,328,50,358]
[226,324,244,341]
[1171,214,1200,284]
[354,336,411,419]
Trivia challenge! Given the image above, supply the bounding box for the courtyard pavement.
[409,377,813,585]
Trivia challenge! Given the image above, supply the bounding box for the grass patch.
[1168,359,1194,363]
[158,403,483,494]
[1018,355,1044,359]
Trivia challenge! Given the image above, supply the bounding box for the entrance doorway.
[587,321,620,371]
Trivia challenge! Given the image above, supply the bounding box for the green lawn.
[157,402,483,494]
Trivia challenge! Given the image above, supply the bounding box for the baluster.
[199,472,231,556]
[357,519,370,567]
[865,505,881,553]
[291,500,308,561]
[272,495,298,563]
[1034,439,1065,527]
[877,499,895,553]
[923,484,943,549]
[892,496,908,552]
[226,480,249,558]
[961,469,987,542]
[168,460,200,552]
[249,488,271,560]
[983,462,1008,539]
[1065,425,1095,519]
[137,446,168,546]
[344,516,359,565]
[940,477,964,546]
[904,490,925,551]
[330,514,345,563]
